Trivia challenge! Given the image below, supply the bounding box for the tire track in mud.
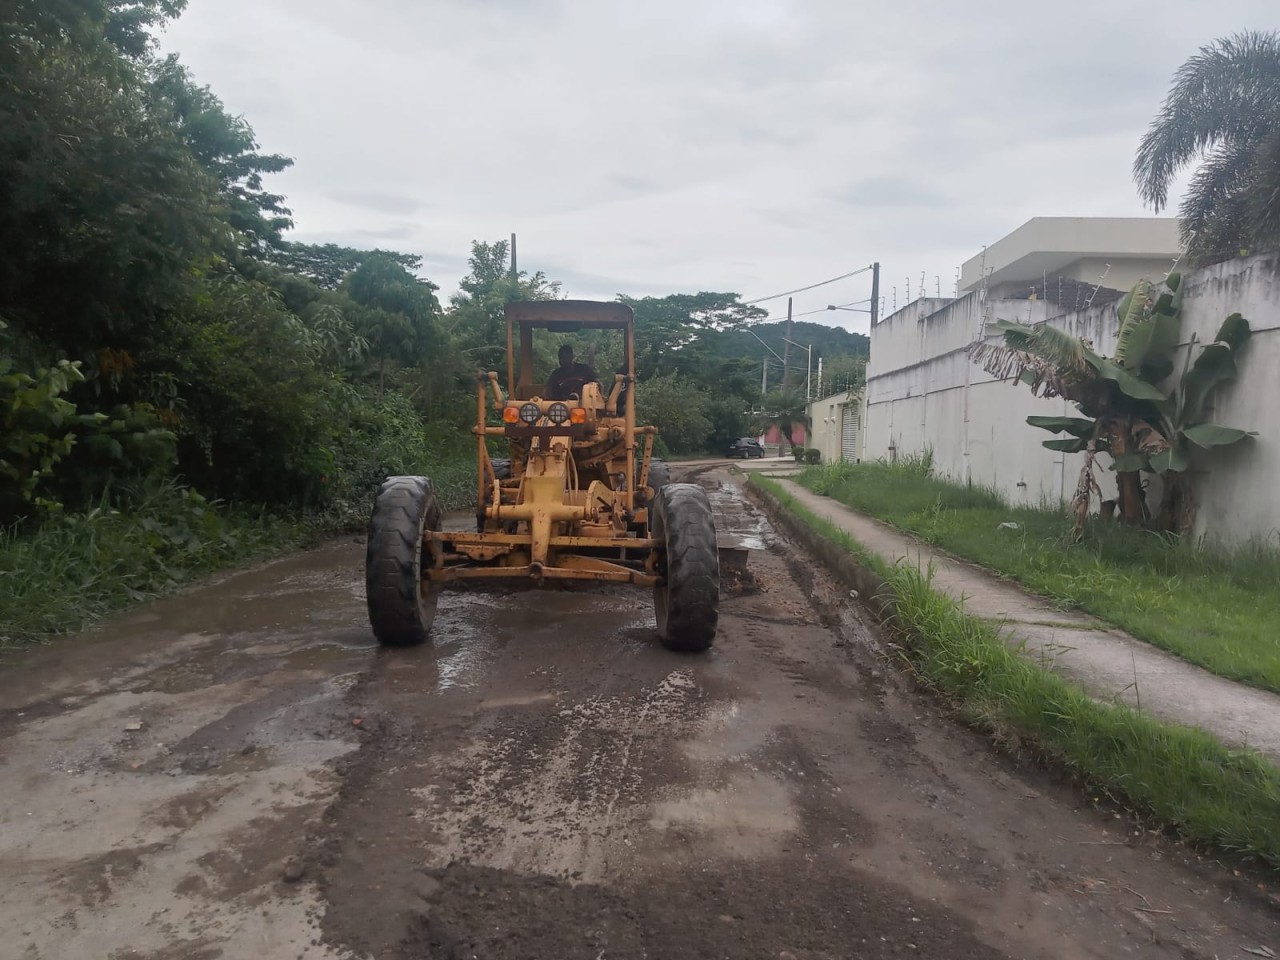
[306,467,1280,960]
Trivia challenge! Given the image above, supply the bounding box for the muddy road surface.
[1,466,1277,960]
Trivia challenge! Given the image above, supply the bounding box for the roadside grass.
[0,481,308,649]
[795,459,1280,694]
[0,448,478,652]
[750,475,1280,867]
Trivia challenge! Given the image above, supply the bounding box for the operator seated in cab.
[544,344,598,400]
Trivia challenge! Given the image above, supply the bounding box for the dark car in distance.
[725,438,766,459]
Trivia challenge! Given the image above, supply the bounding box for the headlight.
[519,402,541,424]
[546,402,571,425]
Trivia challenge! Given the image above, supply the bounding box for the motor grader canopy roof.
[505,300,634,331]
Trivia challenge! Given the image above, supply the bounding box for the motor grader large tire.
[366,476,442,646]
[652,483,719,652]
[647,458,671,493]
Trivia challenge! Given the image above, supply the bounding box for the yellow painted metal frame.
[439,300,660,587]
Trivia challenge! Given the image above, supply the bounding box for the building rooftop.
[958,217,1182,293]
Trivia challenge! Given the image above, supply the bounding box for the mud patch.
[57,842,169,907]
[399,862,1006,960]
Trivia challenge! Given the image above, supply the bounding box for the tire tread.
[365,475,441,646]
[653,483,719,652]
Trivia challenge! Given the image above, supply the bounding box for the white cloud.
[160,0,1273,334]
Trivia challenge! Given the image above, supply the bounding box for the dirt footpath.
[0,466,1276,959]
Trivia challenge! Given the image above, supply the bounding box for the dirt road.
[1,466,1277,960]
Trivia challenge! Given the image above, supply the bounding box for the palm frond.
[1244,127,1280,251]
[1178,138,1257,261]
[1133,30,1280,211]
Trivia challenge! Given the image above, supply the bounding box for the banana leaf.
[1108,452,1151,472]
[1180,343,1241,423]
[1183,423,1254,448]
[1113,280,1153,366]
[1119,313,1180,372]
[1041,437,1090,453]
[1214,312,1250,351]
[1083,353,1167,402]
[1149,439,1192,473]
[1026,415,1095,437]
[995,319,1089,371]
[1140,356,1175,385]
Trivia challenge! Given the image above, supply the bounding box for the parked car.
[725,438,766,459]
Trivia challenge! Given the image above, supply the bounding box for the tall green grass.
[0,482,306,647]
[0,444,477,650]
[797,461,1280,693]
[752,475,1280,867]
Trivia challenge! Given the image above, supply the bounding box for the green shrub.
[1,329,176,523]
[0,480,302,646]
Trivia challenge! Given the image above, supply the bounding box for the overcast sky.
[159,0,1274,334]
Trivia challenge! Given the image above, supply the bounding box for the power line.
[742,265,874,306]
[753,299,870,324]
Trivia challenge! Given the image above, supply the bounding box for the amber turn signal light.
[502,406,520,423]
[569,407,586,424]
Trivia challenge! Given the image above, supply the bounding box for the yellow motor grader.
[365,300,720,652]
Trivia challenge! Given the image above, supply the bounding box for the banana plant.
[1108,312,1254,533]
[969,276,1183,533]
[970,273,1253,535]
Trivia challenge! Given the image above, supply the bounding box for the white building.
[863,227,1280,546]
[806,388,863,464]
[960,216,1182,302]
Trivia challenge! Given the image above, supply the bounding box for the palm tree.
[1134,31,1280,265]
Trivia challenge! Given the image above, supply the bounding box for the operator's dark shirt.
[544,362,598,400]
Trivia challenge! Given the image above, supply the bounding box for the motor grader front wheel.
[652,483,720,652]
[366,475,442,646]
[647,457,671,494]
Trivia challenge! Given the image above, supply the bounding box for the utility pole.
[870,262,880,326]
[816,356,823,397]
[510,232,518,279]
[761,355,768,395]
[782,297,793,389]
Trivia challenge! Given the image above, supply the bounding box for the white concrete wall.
[864,253,1280,546]
[987,256,1181,301]
[806,389,861,464]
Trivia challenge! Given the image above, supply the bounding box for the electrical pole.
[761,355,768,396]
[782,297,793,390]
[510,232,518,279]
[870,262,880,326]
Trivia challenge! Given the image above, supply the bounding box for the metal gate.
[840,404,859,462]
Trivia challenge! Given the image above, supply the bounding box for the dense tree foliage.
[0,0,873,525]
[0,0,454,521]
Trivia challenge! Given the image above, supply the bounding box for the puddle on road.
[648,771,798,858]
[683,700,779,763]
[428,586,658,691]
[705,484,772,551]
